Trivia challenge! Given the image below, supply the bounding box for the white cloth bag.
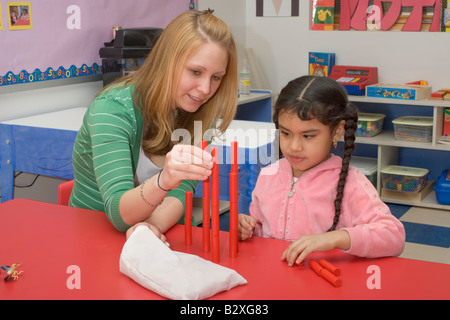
[120,225,247,300]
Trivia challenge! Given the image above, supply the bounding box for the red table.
[1,199,449,300]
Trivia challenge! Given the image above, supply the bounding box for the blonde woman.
[70,9,238,240]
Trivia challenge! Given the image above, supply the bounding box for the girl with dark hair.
[238,76,405,266]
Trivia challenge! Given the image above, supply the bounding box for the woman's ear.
[332,120,346,143]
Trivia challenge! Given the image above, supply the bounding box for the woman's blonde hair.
[115,9,238,155]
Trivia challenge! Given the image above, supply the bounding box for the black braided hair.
[273,76,359,232]
[329,102,358,231]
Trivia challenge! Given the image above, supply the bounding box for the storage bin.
[381,165,429,192]
[433,169,450,205]
[350,156,377,186]
[356,113,385,137]
[392,116,433,142]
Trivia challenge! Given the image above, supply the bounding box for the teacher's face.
[175,42,228,113]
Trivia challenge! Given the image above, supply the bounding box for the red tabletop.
[1,199,449,300]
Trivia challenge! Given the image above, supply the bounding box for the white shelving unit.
[349,95,450,210]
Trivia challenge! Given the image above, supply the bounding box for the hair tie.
[157,169,172,192]
[206,8,215,14]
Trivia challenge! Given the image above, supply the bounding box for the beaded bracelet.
[140,179,162,208]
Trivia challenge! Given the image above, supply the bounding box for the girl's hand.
[281,230,350,266]
[238,214,257,240]
[126,222,167,245]
[160,144,214,190]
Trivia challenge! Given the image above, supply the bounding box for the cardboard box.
[366,83,431,101]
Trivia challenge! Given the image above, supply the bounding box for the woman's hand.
[126,222,167,244]
[281,230,351,266]
[159,144,214,190]
[238,214,257,240]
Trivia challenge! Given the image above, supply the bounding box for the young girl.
[238,76,405,266]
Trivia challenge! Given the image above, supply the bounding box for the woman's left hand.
[126,222,167,244]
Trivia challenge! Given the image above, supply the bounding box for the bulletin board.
[0,0,190,87]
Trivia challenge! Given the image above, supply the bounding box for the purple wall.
[1,0,188,75]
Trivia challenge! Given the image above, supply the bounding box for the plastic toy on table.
[1,262,23,281]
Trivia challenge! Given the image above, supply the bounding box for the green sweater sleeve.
[70,85,199,231]
[83,94,138,231]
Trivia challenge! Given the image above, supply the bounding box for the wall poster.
[256,0,300,17]
[8,2,32,30]
[0,0,189,87]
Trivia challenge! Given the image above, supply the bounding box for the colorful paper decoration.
[338,0,441,32]
[0,64,102,87]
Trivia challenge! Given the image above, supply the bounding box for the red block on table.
[229,171,238,258]
[211,147,220,263]
[231,141,238,173]
[319,258,340,276]
[309,259,342,287]
[184,191,193,246]
[202,140,210,253]
[229,141,239,257]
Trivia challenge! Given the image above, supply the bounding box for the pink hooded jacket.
[249,154,405,258]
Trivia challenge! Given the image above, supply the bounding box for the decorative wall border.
[0,63,102,87]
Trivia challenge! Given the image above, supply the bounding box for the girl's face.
[278,111,344,178]
[175,41,228,112]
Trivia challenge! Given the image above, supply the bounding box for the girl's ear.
[332,120,346,143]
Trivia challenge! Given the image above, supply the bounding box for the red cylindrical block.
[309,259,342,287]
[319,259,341,276]
[184,191,193,246]
[229,172,238,258]
[202,140,210,253]
[211,147,220,263]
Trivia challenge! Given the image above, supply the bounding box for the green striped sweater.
[69,85,196,231]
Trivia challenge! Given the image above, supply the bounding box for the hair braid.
[328,103,358,231]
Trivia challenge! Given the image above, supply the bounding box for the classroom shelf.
[356,131,450,151]
[236,89,272,122]
[348,96,450,210]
